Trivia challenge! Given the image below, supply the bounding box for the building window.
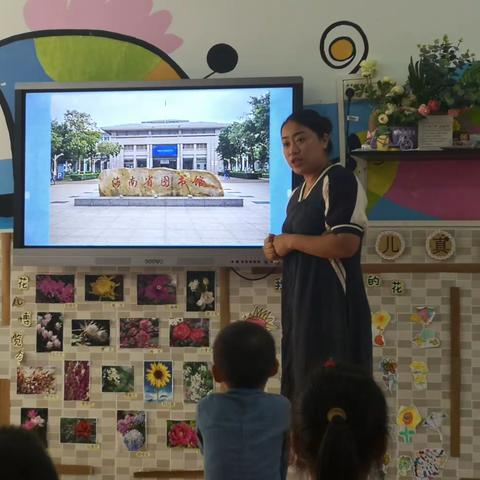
[124,145,134,151]
[196,157,207,170]
[124,159,134,168]
[182,157,194,170]
[183,143,194,149]
[136,145,147,150]
[136,158,147,168]
[196,143,207,149]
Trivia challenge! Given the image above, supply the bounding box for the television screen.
[14,77,302,266]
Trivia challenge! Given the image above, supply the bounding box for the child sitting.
[196,321,291,480]
[292,363,388,480]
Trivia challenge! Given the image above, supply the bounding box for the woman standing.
[263,110,371,400]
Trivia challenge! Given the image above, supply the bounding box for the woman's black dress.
[281,163,372,400]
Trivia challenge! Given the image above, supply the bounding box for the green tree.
[96,141,122,171]
[51,110,102,172]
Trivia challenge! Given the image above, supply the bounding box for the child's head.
[212,321,278,389]
[0,426,59,480]
[293,364,388,480]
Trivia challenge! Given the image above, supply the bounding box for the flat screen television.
[13,77,303,266]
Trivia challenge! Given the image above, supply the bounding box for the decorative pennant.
[397,405,422,444]
[375,231,405,261]
[410,306,436,326]
[371,311,391,347]
[243,305,276,330]
[366,274,382,288]
[17,275,30,290]
[410,361,429,390]
[398,455,413,477]
[391,280,405,295]
[379,358,398,393]
[413,328,441,348]
[426,230,455,261]
[413,448,447,479]
[422,411,448,441]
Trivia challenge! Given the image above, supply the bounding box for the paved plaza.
[49,178,270,246]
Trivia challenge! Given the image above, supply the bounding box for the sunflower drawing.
[144,361,173,402]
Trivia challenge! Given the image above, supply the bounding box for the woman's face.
[281,121,329,177]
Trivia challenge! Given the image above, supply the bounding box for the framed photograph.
[119,318,159,348]
[60,418,96,444]
[36,274,75,303]
[144,361,173,402]
[170,318,209,347]
[183,362,213,403]
[20,408,48,447]
[16,366,56,395]
[101,366,134,393]
[186,271,215,311]
[36,312,64,352]
[117,411,146,451]
[85,274,124,301]
[64,361,90,401]
[71,320,111,347]
[166,420,199,448]
[137,274,177,305]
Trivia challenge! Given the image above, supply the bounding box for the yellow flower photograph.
[144,361,173,402]
[85,274,124,301]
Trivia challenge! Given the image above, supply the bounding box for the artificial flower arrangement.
[354,36,479,150]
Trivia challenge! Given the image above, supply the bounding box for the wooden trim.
[1,232,11,326]
[450,286,461,457]
[219,267,230,330]
[0,379,10,426]
[133,471,203,479]
[55,464,94,475]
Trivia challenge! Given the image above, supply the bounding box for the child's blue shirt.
[196,389,291,480]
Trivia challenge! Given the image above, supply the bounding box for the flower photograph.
[36,312,64,352]
[71,320,111,347]
[20,408,48,447]
[60,417,97,444]
[119,318,159,348]
[85,274,124,301]
[137,274,177,305]
[186,271,215,311]
[101,366,134,393]
[117,411,146,451]
[64,360,90,401]
[243,306,276,331]
[170,318,209,347]
[144,361,173,402]
[36,274,75,303]
[166,420,199,448]
[16,366,56,395]
[183,362,213,403]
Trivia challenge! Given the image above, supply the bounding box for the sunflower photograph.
[144,361,173,402]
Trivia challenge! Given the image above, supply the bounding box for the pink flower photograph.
[119,318,159,349]
[170,318,209,347]
[166,420,199,448]
[137,274,177,305]
[21,408,48,447]
[36,312,64,352]
[16,366,56,395]
[117,411,146,451]
[64,361,90,401]
[36,274,75,303]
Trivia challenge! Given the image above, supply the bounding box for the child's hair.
[0,426,59,480]
[281,109,333,152]
[293,364,388,480]
[213,321,276,389]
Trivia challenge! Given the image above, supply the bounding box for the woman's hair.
[293,364,388,480]
[281,109,333,152]
[0,426,59,480]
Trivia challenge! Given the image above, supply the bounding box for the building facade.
[101,120,228,173]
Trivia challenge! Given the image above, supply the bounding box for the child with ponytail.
[293,363,388,480]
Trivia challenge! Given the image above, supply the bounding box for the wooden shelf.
[351,148,480,161]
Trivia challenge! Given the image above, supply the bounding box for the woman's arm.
[273,232,360,259]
